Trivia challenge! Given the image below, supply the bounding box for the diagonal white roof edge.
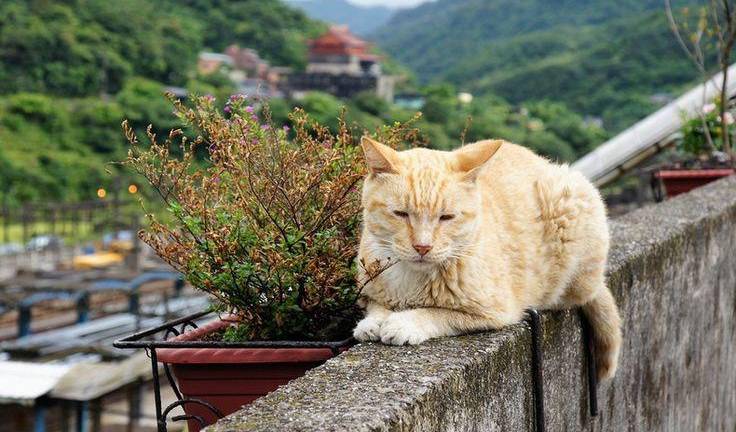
[572,63,736,186]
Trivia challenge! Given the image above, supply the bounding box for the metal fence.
[0,196,142,274]
[0,198,139,245]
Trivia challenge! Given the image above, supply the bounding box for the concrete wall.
[206,176,736,432]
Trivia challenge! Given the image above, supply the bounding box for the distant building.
[196,27,395,101]
[225,46,271,80]
[164,86,188,100]
[394,93,425,110]
[197,52,234,75]
[198,46,286,99]
[306,25,381,75]
[287,26,394,101]
[225,45,287,99]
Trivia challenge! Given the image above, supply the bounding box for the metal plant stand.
[113,310,350,432]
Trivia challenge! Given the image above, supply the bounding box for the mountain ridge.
[372,0,701,131]
[287,0,395,35]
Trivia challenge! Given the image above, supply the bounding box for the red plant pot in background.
[654,169,734,198]
[157,319,350,432]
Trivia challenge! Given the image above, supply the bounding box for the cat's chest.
[369,263,471,310]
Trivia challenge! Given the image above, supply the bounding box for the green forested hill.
[373,0,702,131]
[0,0,323,202]
[0,0,612,203]
[0,0,323,97]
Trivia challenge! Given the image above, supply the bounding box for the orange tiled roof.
[309,26,375,59]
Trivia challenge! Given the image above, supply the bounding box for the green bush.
[679,103,735,155]
[6,93,63,128]
[74,99,126,154]
[116,78,179,134]
[123,95,413,341]
[294,92,343,131]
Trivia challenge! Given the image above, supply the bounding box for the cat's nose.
[413,244,432,256]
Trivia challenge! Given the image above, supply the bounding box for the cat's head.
[360,137,502,268]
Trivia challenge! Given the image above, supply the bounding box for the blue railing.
[14,271,184,338]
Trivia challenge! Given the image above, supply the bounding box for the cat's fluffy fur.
[355,137,622,380]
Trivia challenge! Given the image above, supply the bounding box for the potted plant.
[654,102,735,198]
[658,1,736,197]
[121,94,398,431]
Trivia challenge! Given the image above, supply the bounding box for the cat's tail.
[582,287,622,381]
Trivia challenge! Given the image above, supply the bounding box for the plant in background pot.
[654,101,735,198]
[121,94,411,430]
[659,1,736,198]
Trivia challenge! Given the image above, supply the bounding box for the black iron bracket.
[526,308,599,432]
[526,309,546,432]
[579,309,599,417]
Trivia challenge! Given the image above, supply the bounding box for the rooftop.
[0,361,70,406]
[308,26,377,60]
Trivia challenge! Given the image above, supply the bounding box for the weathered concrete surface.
[206,176,736,432]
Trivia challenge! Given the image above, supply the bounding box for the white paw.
[353,316,383,342]
[379,311,431,346]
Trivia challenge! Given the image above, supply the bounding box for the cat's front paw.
[353,316,383,342]
[379,311,431,346]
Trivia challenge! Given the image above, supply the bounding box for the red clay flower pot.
[157,318,350,432]
[654,168,734,198]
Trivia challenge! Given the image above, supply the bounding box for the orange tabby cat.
[354,137,622,380]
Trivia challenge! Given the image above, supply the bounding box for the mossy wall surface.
[206,176,736,432]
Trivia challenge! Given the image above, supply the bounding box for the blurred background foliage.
[5,0,694,205]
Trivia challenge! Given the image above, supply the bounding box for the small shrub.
[680,102,736,156]
[123,94,416,341]
[7,93,67,130]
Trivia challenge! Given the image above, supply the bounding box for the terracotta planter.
[157,318,350,432]
[654,168,734,198]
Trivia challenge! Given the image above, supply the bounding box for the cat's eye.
[393,210,409,218]
[439,214,455,221]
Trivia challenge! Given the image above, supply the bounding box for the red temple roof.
[309,26,376,60]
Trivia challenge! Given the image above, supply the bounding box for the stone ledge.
[206,176,736,431]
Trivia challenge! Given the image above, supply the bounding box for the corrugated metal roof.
[572,64,736,186]
[50,353,151,402]
[0,361,71,405]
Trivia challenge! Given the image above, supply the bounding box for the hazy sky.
[347,0,432,8]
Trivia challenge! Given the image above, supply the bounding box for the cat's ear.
[454,140,503,182]
[361,136,400,175]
